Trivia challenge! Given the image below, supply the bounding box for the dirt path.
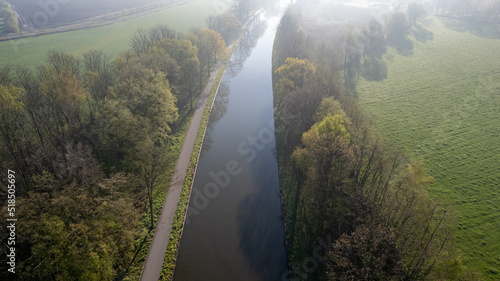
[139,62,226,281]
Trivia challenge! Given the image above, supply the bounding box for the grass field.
[0,0,229,68]
[357,17,500,280]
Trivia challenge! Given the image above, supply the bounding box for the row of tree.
[1,0,20,34]
[435,0,500,23]
[0,23,227,280]
[272,6,477,280]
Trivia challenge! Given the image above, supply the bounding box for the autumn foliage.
[0,25,227,280]
[273,7,473,281]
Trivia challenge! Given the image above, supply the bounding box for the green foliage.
[292,114,356,239]
[153,38,200,109]
[275,57,315,91]
[315,97,348,122]
[111,67,178,141]
[0,23,200,278]
[17,170,140,281]
[0,0,19,34]
[189,28,227,77]
[207,12,242,44]
[305,114,350,141]
[273,7,470,280]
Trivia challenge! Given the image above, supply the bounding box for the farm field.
[0,0,229,67]
[8,0,186,28]
[357,17,500,279]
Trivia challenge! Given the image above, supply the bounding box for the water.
[173,4,289,281]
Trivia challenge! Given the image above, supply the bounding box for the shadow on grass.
[387,33,414,56]
[362,57,388,81]
[412,23,434,42]
[440,17,500,39]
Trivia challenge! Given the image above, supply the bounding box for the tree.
[0,64,12,85]
[141,145,166,230]
[154,38,200,109]
[207,13,242,44]
[130,28,150,56]
[275,57,316,92]
[47,51,81,78]
[147,25,178,43]
[1,1,19,33]
[110,68,178,143]
[274,58,320,153]
[292,115,357,238]
[327,224,405,281]
[189,29,227,79]
[315,97,349,123]
[408,2,427,26]
[273,8,309,66]
[130,26,178,56]
[307,114,350,141]
[139,46,181,86]
[362,19,385,60]
[386,10,409,41]
[82,50,114,104]
[0,84,32,193]
[95,67,178,172]
[16,153,140,281]
[39,67,88,129]
[232,0,253,22]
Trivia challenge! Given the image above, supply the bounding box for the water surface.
[173,4,289,281]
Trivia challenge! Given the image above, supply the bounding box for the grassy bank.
[0,0,229,67]
[357,17,500,279]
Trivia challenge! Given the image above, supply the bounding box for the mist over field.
[6,0,182,28]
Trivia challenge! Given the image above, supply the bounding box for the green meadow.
[0,0,229,67]
[357,17,500,280]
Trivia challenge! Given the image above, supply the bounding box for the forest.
[0,19,233,280]
[271,2,488,280]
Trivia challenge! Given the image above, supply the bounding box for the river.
[173,3,289,281]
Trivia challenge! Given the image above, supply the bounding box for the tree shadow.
[441,17,500,39]
[199,81,230,158]
[387,33,414,56]
[228,18,268,78]
[362,57,388,81]
[411,23,434,42]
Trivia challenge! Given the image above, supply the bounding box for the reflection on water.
[200,82,230,158]
[228,18,268,78]
[173,2,289,281]
[237,161,286,281]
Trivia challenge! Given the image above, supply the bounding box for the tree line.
[0,23,227,280]
[435,0,500,23]
[272,6,479,281]
[1,0,20,34]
